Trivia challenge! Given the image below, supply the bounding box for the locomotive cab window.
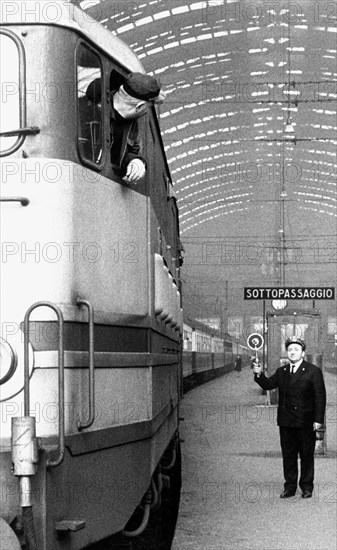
[77,44,103,166]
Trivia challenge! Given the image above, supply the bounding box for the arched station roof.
[80,0,336,323]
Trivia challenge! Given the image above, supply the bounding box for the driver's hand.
[123,159,146,183]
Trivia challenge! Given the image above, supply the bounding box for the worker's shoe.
[280,489,296,498]
[301,491,312,499]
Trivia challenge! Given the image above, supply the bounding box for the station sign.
[244,287,335,300]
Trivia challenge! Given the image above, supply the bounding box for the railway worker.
[86,73,165,183]
[252,337,326,499]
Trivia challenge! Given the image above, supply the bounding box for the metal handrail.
[0,126,40,137]
[0,197,30,206]
[0,28,28,157]
[24,302,65,468]
[77,299,95,430]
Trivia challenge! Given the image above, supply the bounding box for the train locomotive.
[0,1,183,547]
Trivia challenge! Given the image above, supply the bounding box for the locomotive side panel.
[1,166,151,433]
[1,165,149,313]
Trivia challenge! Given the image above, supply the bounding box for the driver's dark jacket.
[110,109,146,174]
[255,360,326,427]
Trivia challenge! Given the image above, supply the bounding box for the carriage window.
[77,44,103,165]
[0,32,22,155]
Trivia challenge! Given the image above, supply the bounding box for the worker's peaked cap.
[285,337,306,351]
[124,72,165,103]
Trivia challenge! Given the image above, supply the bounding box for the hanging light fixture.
[284,112,295,133]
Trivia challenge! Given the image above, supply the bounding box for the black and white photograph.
[0,1,336,549]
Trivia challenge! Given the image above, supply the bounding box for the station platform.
[172,364,337,550]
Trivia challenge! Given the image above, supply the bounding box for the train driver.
[86,73,165,183]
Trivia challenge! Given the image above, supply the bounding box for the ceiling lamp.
[284,113,295,133]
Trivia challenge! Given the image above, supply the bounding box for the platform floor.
[172,365,337,550]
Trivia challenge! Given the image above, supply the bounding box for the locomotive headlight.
[0,337,18,385]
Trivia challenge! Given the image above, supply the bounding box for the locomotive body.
[0,2,182,547]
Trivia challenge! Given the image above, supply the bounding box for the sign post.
[247,333,268,403]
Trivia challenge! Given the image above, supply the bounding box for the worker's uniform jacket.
[110,109,146,174]
[255,360,326,428]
